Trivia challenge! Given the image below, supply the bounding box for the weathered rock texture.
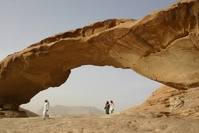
[124,85,199,118]
[0,0,198,112]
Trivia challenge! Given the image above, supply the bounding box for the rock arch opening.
[21,65,162,113]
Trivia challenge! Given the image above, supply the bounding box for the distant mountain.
[37,105,104,115]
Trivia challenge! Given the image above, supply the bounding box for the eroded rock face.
[125,85,199,118]
[0,0,198,111]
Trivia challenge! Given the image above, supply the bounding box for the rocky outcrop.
[0,0,198,113]
[124,85,199,118]
[0,110,27,118]
[0,108,38,118]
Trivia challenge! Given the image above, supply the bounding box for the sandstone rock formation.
[0,0,198,113]
[124,85,199,118]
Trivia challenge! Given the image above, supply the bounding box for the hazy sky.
[0,0,178,113]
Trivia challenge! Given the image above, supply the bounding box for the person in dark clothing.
[104,101,110,114]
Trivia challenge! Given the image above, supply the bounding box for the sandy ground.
[0,112,199,133]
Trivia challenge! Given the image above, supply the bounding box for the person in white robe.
[43,99,49,119]
[110,100,114,114]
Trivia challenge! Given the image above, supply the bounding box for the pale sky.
[0,0,178,113]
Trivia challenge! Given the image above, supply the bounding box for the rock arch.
[0,0,198,110]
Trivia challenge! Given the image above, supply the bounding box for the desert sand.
[0,112,199,133]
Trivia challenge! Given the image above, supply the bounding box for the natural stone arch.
[0,0,198,110]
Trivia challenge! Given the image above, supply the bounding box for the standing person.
[110,100,114,114]
[43,99,49,119]
[104,101,110,114]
